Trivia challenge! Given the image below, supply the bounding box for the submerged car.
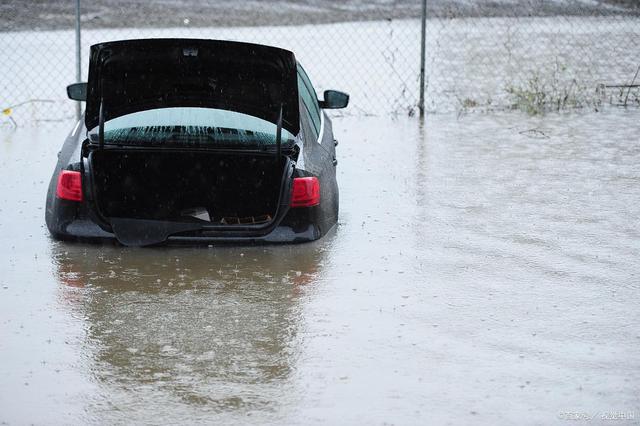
[45,39,348,246]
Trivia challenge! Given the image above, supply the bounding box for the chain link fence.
[1,1,639,126]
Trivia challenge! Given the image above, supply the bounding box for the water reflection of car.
[52,241,328,412]
[45,39,349,246]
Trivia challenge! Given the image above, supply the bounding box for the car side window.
[297,65,322,137]
[298,98,318,142]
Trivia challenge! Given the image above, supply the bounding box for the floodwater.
[1,110,639,424]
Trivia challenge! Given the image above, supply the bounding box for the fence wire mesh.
[1,1,639,126]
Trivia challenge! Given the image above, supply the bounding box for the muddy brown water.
[1,111,639,424]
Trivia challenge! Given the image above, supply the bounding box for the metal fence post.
[75,0,81,121]
[419,0,426,117]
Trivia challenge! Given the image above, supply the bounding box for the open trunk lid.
[85,39,300,135]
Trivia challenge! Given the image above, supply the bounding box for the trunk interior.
[90,150,287,225]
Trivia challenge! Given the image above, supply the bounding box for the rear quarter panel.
[45,120,85,235]
[297,109,339,235]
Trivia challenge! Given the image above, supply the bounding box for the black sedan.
[45,39,348,246]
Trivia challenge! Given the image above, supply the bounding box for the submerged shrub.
[505,59,600,114]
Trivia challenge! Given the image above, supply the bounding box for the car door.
[297,65,337,165]
[297,65,339,223]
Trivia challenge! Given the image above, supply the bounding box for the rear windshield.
[90,107,295,147]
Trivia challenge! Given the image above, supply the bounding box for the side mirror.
[319,90,349,109]
[67,82,87,101]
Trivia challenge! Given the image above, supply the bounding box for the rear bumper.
[47,199,328,246]
[60,219,322,245]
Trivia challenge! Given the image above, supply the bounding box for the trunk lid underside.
[85,38,300,135]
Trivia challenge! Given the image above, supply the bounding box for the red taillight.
[290,177,320,207]
[56,170,83,202]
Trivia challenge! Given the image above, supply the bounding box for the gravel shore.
[2,0,638,32]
